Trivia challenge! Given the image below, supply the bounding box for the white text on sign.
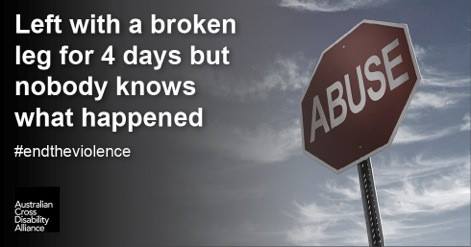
[310,38,409,143]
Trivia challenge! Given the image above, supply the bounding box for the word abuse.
[310,38,410,143]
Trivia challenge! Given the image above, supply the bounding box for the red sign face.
[301,20,421,171]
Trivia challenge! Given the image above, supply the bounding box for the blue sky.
[182,0,470,245]
[277,0,470,245]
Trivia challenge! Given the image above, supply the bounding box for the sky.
[12,0,470,246]
[179,0,471,245]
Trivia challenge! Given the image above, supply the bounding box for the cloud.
[186,55,313,164]
[286,176,367,245]
[393,113,470,144]
[414,44,470,89]
[287,197,366,245]
[377,154,471,215]
[393,124,457,144]
[286,153,470,245]
[461,113,471,131]
[378,155,470,245]
[381,219,463,245]
[325,181,359,201]
[413,44,427,61]
[421,68,471,88]
[206,120,301,164]
[422,75,471,88]
[279,0,386,12]
[221,55,314,99]
[381,178,470,216]
[400,43,470,144]
[211,45,468,103]
[374,154,469,186]
[230,121,300,163]
[409,91,468,110]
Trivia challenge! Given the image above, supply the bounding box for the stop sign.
[301,20,421,171]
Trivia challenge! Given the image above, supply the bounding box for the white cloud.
[414,44,470,89]
[374,154,469,186]
[223,55,314,99]
[250,56,310,93]
[325,181,359,201]
[413,44,427,61]
[393,124,457,144]
[409,44,470,115]
[279,0,386,12]
[207,120,301,164]
[461,113,470,131]
[286,175,367,245]
[393,113,470,144]
[378,155,470,245]
[422,75,471,88]
[231,121,300,163]
[212,46,468,103]
[409,91,468,110]
[381,179,470,216]
[381,219,461,245]
[287,201,366,245]
[286,153,470,245]
[196,53,314,101]
[379,156,470,215]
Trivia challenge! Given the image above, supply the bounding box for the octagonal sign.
[301,20,421,171]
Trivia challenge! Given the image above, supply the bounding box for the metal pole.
[357,158,384,247]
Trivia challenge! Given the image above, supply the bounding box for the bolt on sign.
[301,20,421,171]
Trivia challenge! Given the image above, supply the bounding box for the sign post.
[358,158,383,247]
[301,20,420,246]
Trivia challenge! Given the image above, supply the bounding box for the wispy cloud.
[409,91,468,110]
[378,154,470,245]
[422,75,471,88]
[212,45,468,104]
[287,175,367,245]
[408,44,469,117]
[193,53,314,101]
[398,43,470,145]
[413,44,427,61]
[206,120,301,164]
[375,154,469,186]
[279,0,387,12]
[225,55,314,99]
[381,177,470,216]
[461,113,471,131]
[414,44,470,88]
[286,153,470,245]
[394,124,457,144]
[287,201,366,245]
[229,121,300,163]
[381,218,465,246]
[249,56,311,94]
[393,114,470,144]
[422,67,471,88]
